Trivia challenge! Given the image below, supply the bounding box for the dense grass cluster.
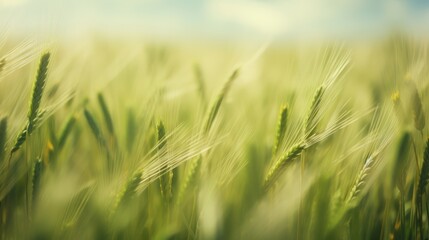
[0,36,429,239]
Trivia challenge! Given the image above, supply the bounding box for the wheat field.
[0,34,429,239]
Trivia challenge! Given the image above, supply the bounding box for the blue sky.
[1,0,429,41]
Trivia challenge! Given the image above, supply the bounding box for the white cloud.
[207,1,287,35]
[205,0,347,37]
[205,0,402,39]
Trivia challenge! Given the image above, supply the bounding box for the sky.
[1,0,429,41]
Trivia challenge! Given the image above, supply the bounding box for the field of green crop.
[0,36,428,239]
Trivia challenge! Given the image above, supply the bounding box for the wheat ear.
[32,157,43,204]
[84,109,103,144]
[27,53,49,133]
[304,85,324,138]
[178,69,239,203]
[409,81,425,132]
[58,115,76,149]
[346,155,378,203]
[203,69,239,134]
[264,142,306,190]
[157,121,173,201]
[10,53,50,156]
[113,172,142,213]
[97,93,115,135]
[272,105,288,155]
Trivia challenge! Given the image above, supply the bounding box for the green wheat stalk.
[264,142,306,190]
[58,115,76,149]
[27,53,50,133]
[157,121,173,201]
[203,68,239,134]
[304,85,324,138]
[393,131,411,190]
[0,58,5,74]
[346,155,377,204]
[10,52,50,156]
[11,127,28,155]
[178,69,239,204]
[121,172,142,202]
[32,157,43,205]
[126,108,137,152]
[272,105,288,155]
[409,81,425,132]
[97,93,115,136]
[177,155,202,204]
[194,64,207,108]
[393,131,411,239]
[264,85,325,190]
[84,109,104,144]
[157,120,166,151]
[416,138,429,237]
[113,172,142,214]
[418,138,429,198]
[0,117,7,161]
[84,108,112,170]
[391,91,405,124]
